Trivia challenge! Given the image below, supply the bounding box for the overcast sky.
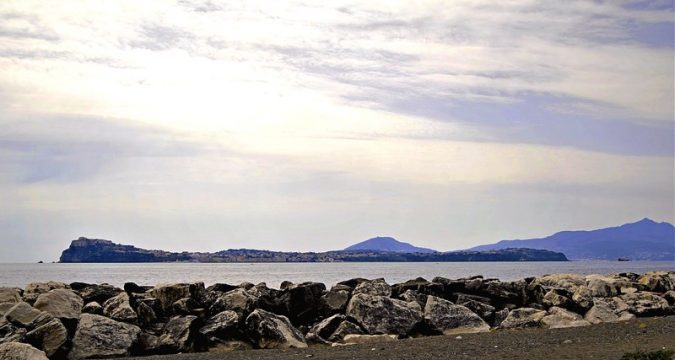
[0,0,673,262]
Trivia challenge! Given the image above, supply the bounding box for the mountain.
[343,237,436,253]
[60,237,566,262]
[469,218,675,260]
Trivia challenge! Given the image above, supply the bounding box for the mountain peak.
[343,237,436,253]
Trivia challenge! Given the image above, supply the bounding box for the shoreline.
[1,271,674,359]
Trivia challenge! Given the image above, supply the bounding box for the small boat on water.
[618,257,630,261]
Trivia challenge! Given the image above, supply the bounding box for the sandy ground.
[128,316,675,360]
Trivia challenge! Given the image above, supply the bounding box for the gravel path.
[128,316,675,360]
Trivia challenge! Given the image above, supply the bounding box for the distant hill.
[469,218,675,260]
[343,237,436,253]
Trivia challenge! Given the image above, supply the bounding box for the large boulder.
[346,293,422,335]
[541,307,591,329]
[352,279,391,297]
[499,307,546,328]
[0,288,21,304]
[158,315,201,353]
[619,292,672,317]
[76,283,122,305]
[150,283,205,315]
[209,288,258,318]
[23,282,67,304]
[456,298,495,321]
[542,288,573,309]
[534,274,585,291]
[586,278,619,298]
[103,292,138,324]
[136,302,157,328]
[245,309,307,349]
[82,301,103,315]
[423,296,489,335]
[33,289,83,321]
[25,318,68,357]
[306,314,345,344]
[584,297,635,324]
[328,320,364,342]
[320,289,349,315]
[3,302,44,327]
[637,272,675,292]
[199,310,240,340]
[0,342,48,360]
[572,286,594,311]
[280,282,326,325]
[69,314,141,359]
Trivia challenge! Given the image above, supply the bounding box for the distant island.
[58,237,567,263]
[470,218,675,260]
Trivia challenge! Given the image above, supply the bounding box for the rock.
[399,290,428,310]
[662,290,675,305]
[637,272,675,292]
[137,302,158,327]
[33,289,83,320]
[481,280,525,306]
[158,315,201,353]
[455,293,492,306]
[207,340,253,352]
[0,323,26,345]
[0,342,48,360]
[346,293,422,336]
[23,282,67,304]
[456,298,495,321]
[320,289,349,315]
[586,278,619,298]
[306,314,345,344]
[0,302,15,317]
[124,282,152,294]
[0,288,21,304]
[535,274,586,290]
[499,308,546,328]
[246,309,306,349]
[150,283,206,315]
[138,332,161,355]
[541,307,591,329]
[69,314,141,359]
[206,283,239,294]
[238,282,254,290]
[542,289,573,309]
[327,320,364,342]
[336,278,368,290]
[619,292,672,316]
[77,283,122,304]
[210,288,258,318]
[172,297,199,315]
[103,292,138,324]
[352,279,391,297]
[199,310,239,340]
[492,308,509,327]
[423,296,490,335]
[584,297,635,324]
[281,282,326,325]
[82,301,103,315]
[342,334,397,344]
[572,286,594,311]
[4,302,44,327]
[25,318,68,357]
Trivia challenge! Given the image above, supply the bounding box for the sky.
[0,0,673,262]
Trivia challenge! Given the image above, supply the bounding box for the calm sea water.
[1,261,673,289]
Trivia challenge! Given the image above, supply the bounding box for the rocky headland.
[1,271,674,359]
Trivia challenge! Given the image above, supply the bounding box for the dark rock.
[238,282,254,290]
[137,302,157,328]
[391,278,430,297]
[82,301,103,315]
[281,282,326,325]
[306,314,345,344]
[336,278,368,290]
[0,342,48,359]
[330,284,353,292]
[150,283,206,315]
[124,282,152,294]
[199,310,240,340]
[138,332,161,355]
[69,282,89,291]
[69,314,141,359]
[245,309,307,349]
[662,290,675,305]
[455,293,491,305]
[33,289,83,321]
[0,322,26,345]
[492,308,509,327]
[77,283,122,304]
[172,297,200,315]
[319,289,349,315]
[327,320,364,342]
[346,293,422,336]
[103,292,138,324]
[457,298,495,321]
[25,318,68,357]
[158,315,201,353]
[280,281,294,290]
[423,296,489,335]
[206,283,239,294]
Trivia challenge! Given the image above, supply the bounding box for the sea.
[1,261,674,289]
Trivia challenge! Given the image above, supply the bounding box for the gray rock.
[158,315,201,353]
[4,302,43,327]
[245,309,307,349]
[346,293,422,335]
[33,289,83,320]
[306,314,345,344]
[619,292,672,316]
[69,314,141,359]
[586,278,619,298]
[0,288,21,304]
[424,296,490,335]
[542,289,573,309]
[150,283,205,314]
[103,292,138,324]
[199,310,239,340]
[23,282,67,304]
[399,290,427,310]
[210,288,258,318]
[499,307,546,328]
[82,301,103,315]
[456,298,495,321]
[584,297,635,324]
[352,279,392,297]
[327,320,364,342]
[0,302,15,317]
[137,302,157,327]
[492,308,509,327]
[0,342,48,360]
[25,318,68,357]
[541,307,591,329]
[320,289,349,315]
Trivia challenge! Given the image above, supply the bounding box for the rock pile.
[0,271,673,358]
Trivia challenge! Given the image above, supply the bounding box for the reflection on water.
[1,261,673,288]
